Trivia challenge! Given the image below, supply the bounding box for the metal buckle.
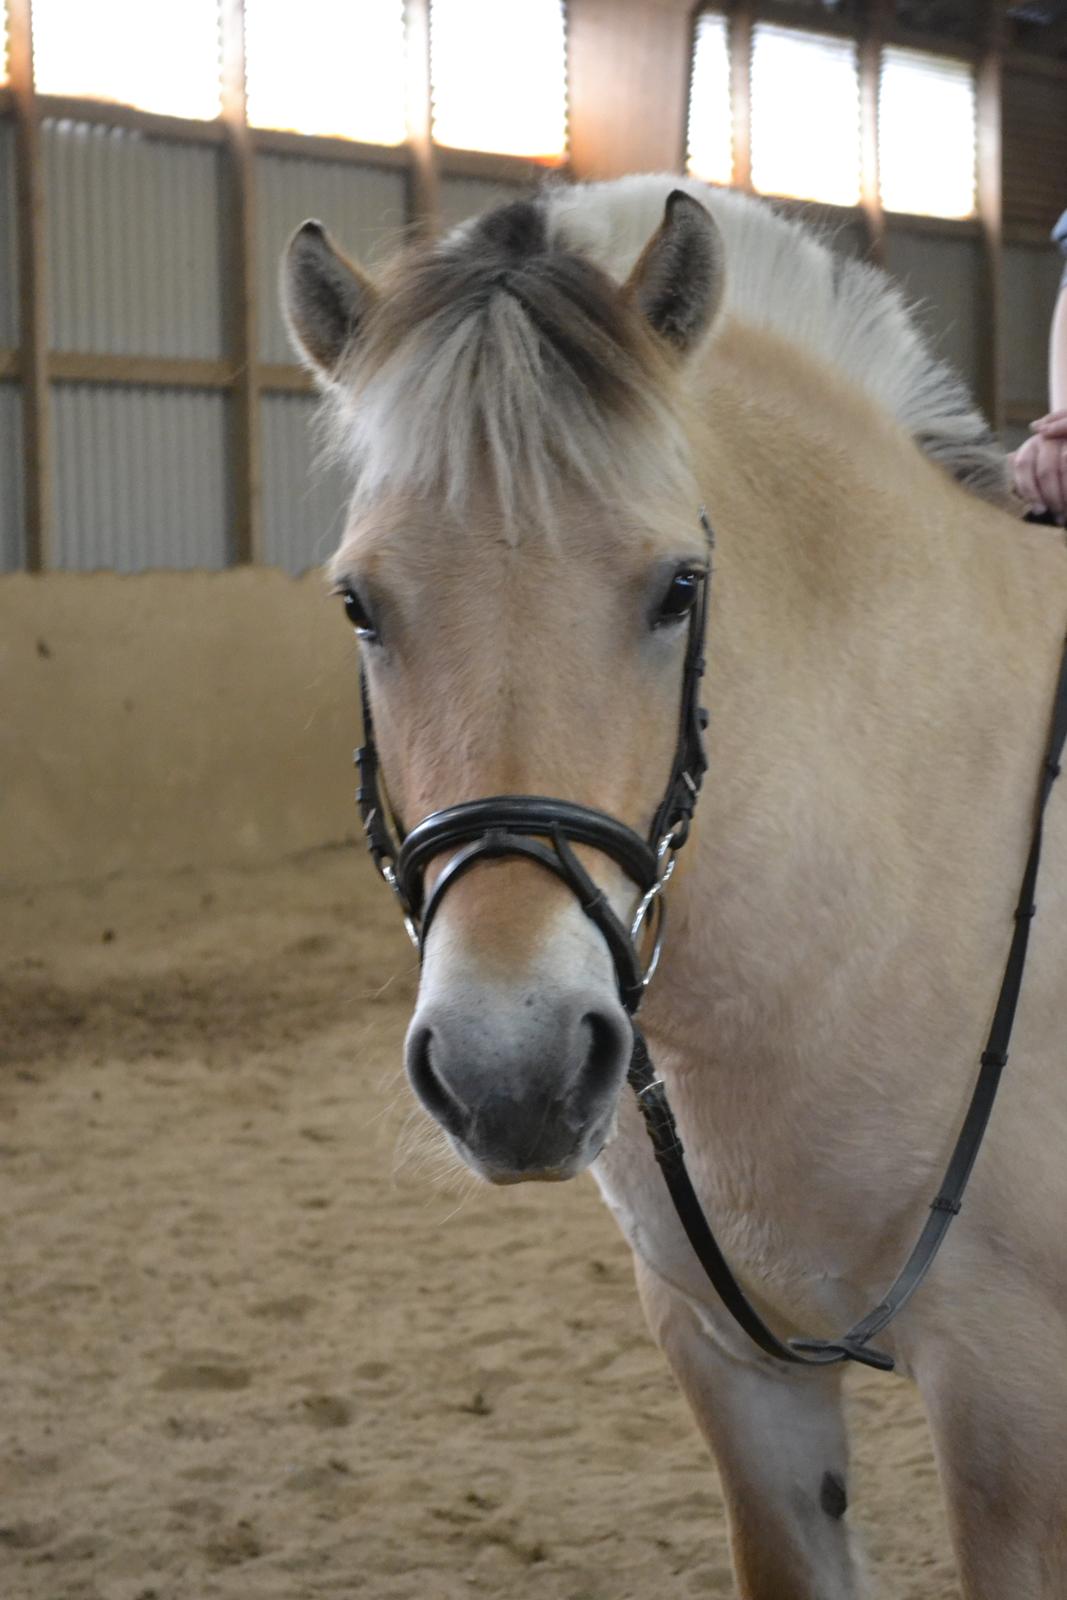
[630,829,681,989]
[381,861,421,951]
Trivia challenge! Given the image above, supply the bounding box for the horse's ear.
[625,190,725,357]
[282,220,377,377]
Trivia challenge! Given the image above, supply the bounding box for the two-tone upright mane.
[283,176,1067,1599]
[300,174,1009,525]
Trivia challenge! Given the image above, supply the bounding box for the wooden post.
[860,0,889,265]
[220,0,262,565]
[728,0,753,193]
[404,0,440,235]
[976,1,1006,433]
[566,0,695,180]
[8,0,52,570]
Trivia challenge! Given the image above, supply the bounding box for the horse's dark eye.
[655,568,699,626]
[340,588,378,641]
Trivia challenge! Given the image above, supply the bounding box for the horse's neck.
[663,325,1067,1061]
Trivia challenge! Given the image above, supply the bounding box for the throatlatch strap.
[633,629,1067,1372]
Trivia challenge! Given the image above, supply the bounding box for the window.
[879,47,976,218]
[430,0,567,162]
[245,0,406,144]
[750,24,861,206]
[31,0,221,120]
[687,11,733,186]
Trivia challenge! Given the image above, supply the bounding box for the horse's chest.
[592,1083,865,1333]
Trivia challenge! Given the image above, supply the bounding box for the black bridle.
[353,507,1067,1374]
[356,512,715,1016]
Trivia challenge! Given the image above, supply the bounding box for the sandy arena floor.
[1,847,960,1599]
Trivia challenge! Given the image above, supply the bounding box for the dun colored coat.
[284,175,1067,1599]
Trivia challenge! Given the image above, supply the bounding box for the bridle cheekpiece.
[355,509,715,1017]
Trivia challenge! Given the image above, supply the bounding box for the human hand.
[1030,408,1067,440]
[1011,424,1067,519]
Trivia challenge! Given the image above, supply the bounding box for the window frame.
[687,3,987,238]
[878,41,978,221]
[0,0,569,181]
[747,18,864,209]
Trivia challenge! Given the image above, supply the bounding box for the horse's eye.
[340,587,378,641]
[654,568,700,626]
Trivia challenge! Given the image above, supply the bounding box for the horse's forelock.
[323,196,686,535]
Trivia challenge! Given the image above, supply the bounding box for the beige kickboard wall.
[1,570,361,885]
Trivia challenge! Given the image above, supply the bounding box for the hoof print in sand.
[155,1359,252,1392]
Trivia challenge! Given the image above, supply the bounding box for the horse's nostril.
[573,1009,630,1116]
[405,996,630,1172]
[406,1026,471,1141]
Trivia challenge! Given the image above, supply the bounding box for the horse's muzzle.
[404,987,632,1181]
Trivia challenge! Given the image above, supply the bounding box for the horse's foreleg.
[917,1319,1067,1599]
[635,1257,867,1600]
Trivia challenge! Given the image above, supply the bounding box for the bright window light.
[750,24,860,207]
[687,12,732,186]
[879,47,976,219]
[32,0,221,120]
[246,0,406,144]
[431,0,567,162]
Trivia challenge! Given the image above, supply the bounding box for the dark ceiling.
[769,1,1067,54]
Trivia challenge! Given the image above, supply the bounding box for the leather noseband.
[355,510,714,1015]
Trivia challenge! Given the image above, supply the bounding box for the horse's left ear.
[625,190,725,356]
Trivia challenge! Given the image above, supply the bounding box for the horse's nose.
[404,989,632,1181]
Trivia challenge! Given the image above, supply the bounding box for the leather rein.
[353,507,1067,1374]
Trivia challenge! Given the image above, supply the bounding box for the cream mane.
[319,174,1009,523]
[545,176,1008,506]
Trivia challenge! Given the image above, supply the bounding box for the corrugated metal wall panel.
[1003,243,1061,410]
[885,228,981,398]
[257,155,408,363]
[0,119,18,348]
[260,394,351,573]
[0,385,25,570]
[439,175,531,232]
[42,120,224,357]
[1004,67,1067,233]
[51,384,229,570]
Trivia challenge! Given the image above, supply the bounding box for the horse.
[282,174,1067,1598]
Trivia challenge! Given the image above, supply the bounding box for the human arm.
[1010,211,1067,518]
[1012,283,1067,517]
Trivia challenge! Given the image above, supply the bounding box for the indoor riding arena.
[4,5,1067,1599]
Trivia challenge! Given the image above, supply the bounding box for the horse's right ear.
[625,190,725,357]
[282,220,378,378]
